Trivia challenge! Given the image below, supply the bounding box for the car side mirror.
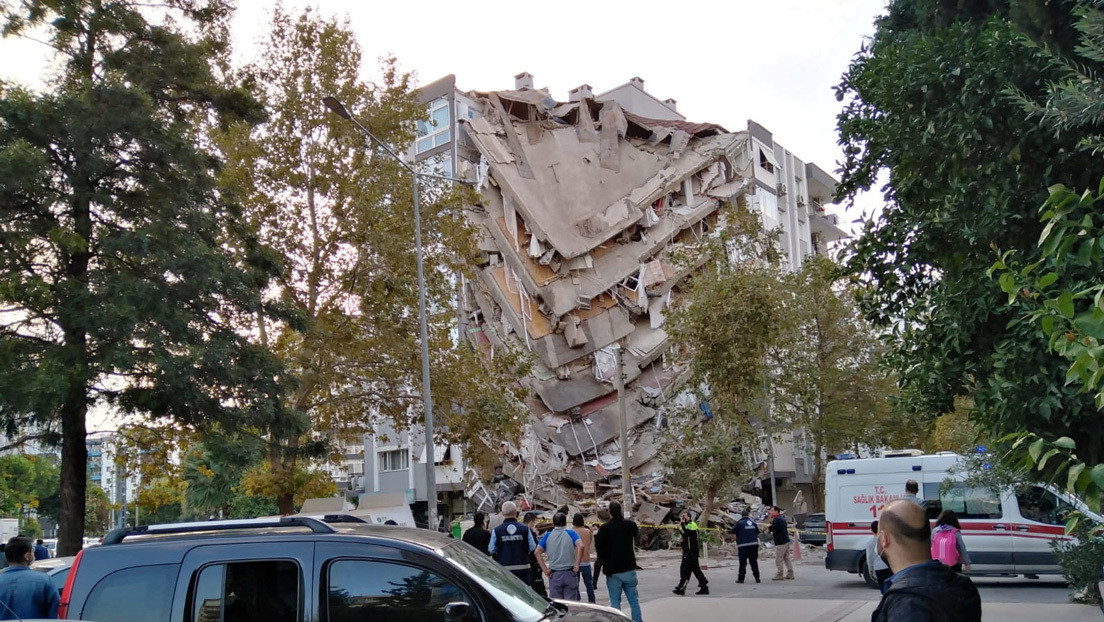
[444,601,471,622]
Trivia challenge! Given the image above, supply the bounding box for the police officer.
[673,510,709,595]
[489,501,537,584]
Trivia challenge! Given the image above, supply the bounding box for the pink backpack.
[931,527,961,566]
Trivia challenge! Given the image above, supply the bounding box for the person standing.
[535,512,583,600]
[489,501,536,586]
[865,520,891,588]
[731,508,761,584]
[487,501,506,531]
[769,506,794,580]
[931,510,971,574]
[903,480,925,507]
[872,500,981,622]
[523,512,548,597]
[462,512,492,555]
[0,536,60,620]
[572,513,597,603]
[594,502,643,622]
[672,510,708,595]
[32,540,49,561]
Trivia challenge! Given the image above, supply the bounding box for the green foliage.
[19,517,41,539]
[664,203,787,516]
[992,183,1104,408]
[997,431,1104,515]
[84,483,112,536]
[771,256,914,508]
[835,2,1104,461]
[0,453,59,517]
[0,0,290,554]
[1054,519,1104,604]
[920,398,983,455]
[215,6,523,511]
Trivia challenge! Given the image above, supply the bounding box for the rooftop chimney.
[515,72,534,90]
[663,98,678,111]
[629,76,645,89]
[568,84,594,102]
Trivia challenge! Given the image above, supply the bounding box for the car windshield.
[440,540,550,622]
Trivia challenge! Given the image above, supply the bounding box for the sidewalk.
[638,597,1102,622]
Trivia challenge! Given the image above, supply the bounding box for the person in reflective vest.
[489,500,537,584]
[673,510,709,595]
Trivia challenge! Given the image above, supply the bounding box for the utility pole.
[762,376,777,507]
[614,343,631,517]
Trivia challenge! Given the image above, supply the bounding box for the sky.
[0,1,889,431]
[0,0,890,220]
[228,0,891,221]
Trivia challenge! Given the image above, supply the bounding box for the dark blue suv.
[60,516,627,622]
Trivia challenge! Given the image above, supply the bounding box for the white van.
[825,452,1100,585]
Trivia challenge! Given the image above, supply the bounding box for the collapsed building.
[339,74,848,528]
[416,74,847,518]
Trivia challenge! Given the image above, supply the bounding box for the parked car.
[60,515,629,622]
[30,555,76,595]
[800,513,826,546]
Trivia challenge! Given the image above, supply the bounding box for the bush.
[1053,519,1104,604]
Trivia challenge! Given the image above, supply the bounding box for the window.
[190,560,300,622]
[758,147,776,173]
[379,449,409,472]
[82,565,177,622]
[1016,486,1076,525]
[325,559,476,622]
[923,482,1002,519]
[416,98,451,154]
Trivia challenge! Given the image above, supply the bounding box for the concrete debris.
[460,87,758,529]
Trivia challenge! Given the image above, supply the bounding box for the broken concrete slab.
[551,397,657,457]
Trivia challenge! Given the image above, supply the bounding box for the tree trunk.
[701,483,718,529]
[58,384,88,556]
[811,442,826,511]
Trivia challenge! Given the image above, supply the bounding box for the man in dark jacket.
[673,510,708,595]
[462,511,492,555]
[769,506,793,580]
[489,501,536,585]
[731,508,761,583]
[872,499,981,622]
[594,502,642,622]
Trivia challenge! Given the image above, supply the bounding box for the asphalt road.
[581,544,1090,608]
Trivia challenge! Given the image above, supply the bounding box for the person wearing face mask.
[871,500,981,622]
[864,520,891,589]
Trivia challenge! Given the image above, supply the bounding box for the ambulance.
[824,451,1100,585]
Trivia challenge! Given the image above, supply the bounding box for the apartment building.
[356,72,847,516]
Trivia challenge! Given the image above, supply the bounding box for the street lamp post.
[323,96,471,532]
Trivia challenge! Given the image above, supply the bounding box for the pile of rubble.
[458,86,758,521]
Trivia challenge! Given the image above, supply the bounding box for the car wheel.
[860,557,879,589]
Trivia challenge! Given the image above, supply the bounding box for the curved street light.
[323,95,473,532]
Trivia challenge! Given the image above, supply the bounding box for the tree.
[0,453,59,517]
[215,7,522,512]
[85,482,112,536]
[835,1,1104,462]
[991,3,1104,410]
[770,256,912,509]
[664,205,788,521]
[0,0,291,554]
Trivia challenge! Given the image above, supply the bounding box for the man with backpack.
[872,500,981,622]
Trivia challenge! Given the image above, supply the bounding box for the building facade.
[357,72,847,517]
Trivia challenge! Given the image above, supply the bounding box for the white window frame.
[416,98,451,154]
[379,448,410,472]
